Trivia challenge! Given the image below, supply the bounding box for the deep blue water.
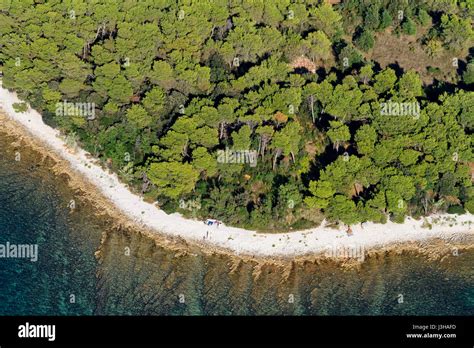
[0,131,473,315]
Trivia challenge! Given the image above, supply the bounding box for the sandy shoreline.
[0,83,473,259]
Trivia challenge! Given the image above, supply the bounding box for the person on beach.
[346,226,353,236]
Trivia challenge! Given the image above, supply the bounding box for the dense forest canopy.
[0,0,473,231]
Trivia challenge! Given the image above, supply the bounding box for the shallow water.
[0,132,472,315]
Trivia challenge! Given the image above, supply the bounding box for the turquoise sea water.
[0,131,473,315]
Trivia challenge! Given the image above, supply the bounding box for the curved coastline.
[1,83,473,260]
